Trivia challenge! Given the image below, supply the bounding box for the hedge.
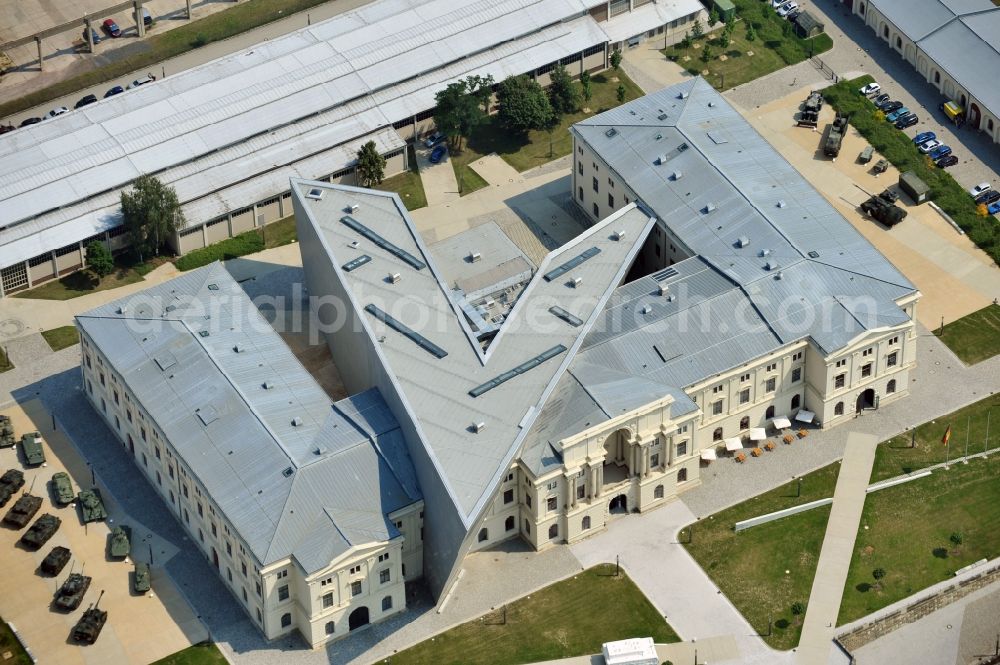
[174,230,264,271]
[822,76,1000,266]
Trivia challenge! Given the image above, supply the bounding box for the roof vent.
[657,113,668,121]
[641,304,653,315]
[291,417,303,427]
[736,236,750,248]
[348,203,360,213]
[350,240,359,248]
[775,271,784,280]
[233,344,243,353]
[388,272,401,284]
[314,446,327,456]
[605,128,618,138]
[703,203,716,214]
[777,200,787,208]
[667,294,676,302]
[198,330,210,338]
[282,467,294,478]
[678,91,688,99]
[469,251,482,263]
[708,101,716,108]
[570,277,583,288]
[655,133,663,140]
[760,248,771,257]
[656,154,667,165]
[614,229,626,241]
[117,306,127,314]
[765,261,779,271]
[671,171,683,181]
[207,283,219,291]
[262,381,273,390]
[658,283,669,296]
[472,421,487,433]
[305,188,324,200]
[808,250,820,259]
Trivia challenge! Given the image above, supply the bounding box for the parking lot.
[0,398,205,665]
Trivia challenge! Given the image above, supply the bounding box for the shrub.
[175,231,264,271]
[872,567,886,581]
[791,601,805,615]
[950,532,963,546]
[84,241,114,278]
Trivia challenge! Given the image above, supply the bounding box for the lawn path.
[796,432,878,665]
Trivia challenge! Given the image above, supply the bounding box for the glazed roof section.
[294,181,655,522]
[76,264,419,572]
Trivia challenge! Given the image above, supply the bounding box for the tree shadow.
[774,619,790,629]
[856,582,871,592]
[932,547,949,559]
[726,50,743,59]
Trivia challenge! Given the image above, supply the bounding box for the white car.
[969,182,991,198]
[918,139,942,154]
[858,82,881,96]
[777,1,799,17]
[45,107,68,119]
[771,0,785,7]
[127,75,155,90]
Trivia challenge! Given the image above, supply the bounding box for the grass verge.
[377,146,428,210]
[41,325,80,352]
[262,216,297,250]
[12,253,153,300]
[937,303,1000,365]
[682,463,841,649]
[0,621,30,665]
[390,564,678,664]
[0,0,334,120]
[176,216,297,270]
[822,75,1000,265]
[151,642,228,665]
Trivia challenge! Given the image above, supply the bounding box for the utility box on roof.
[602,637,659,665]
[898,171,929,203]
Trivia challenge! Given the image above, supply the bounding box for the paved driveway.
[415,145,460,207]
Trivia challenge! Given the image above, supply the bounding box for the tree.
[746,22,757,42]
[950,532,964,546]
[616,83,626,104]
[580,69,593,102]
[432,74,494,152]
[872,568,886,585]
[85,241,114,278]
[681,30,692,48]
[610,48,623,71]
[791,601,805,616]
[120,175,184,262]
[548,63,580,116]
[355,140,386,188]
[709,5,720,26]
[496,75,553,135]
[692,19,704,40]
[719,23,732,48]
[701,44,713,63]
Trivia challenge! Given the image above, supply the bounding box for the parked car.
[19,117,42,127]
[777,1,798,17]
[969,182,991,198]
[859,82,881,96]
[913,131,936,145]
[423,131,445,148]
[988,200,1000,215]
[0,124,15,135]
[102,19,121,37]
[127,75,154,89]
[885,107,910,123]
[875,97,897,111]
[929,145,952,160]
[872,93,890,107]
[134,7,152,26]
[786,9,802,20]
[936,154,958,168]
[881,100,904,113]
[770,0,786,7]
[75,94,98,109]
[82,28,101,44]
[974,190,1000,206]
[45,107,68,119]
[104,85,125,98]
[895,114,919,129]
[429,145,447,163]
[918,139,942,154]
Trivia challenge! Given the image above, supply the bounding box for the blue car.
[913,131,936,145]
[929,145,952,160]
[429,145,447,164]
[988,201,1000,216]
[886,107,910,123]
[104,85,124,98]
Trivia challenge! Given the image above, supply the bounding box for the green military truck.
[21,432,45,466]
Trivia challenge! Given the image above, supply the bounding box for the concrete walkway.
[468,153,524,188]
[528,637,739,665]
[796,432,878,665]
[415,144,461,207]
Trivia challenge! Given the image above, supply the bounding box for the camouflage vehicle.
[0,469,25,507]
[51,472,74,505]
[861,195,907,227]
[55,572,91,611]
[133,561,150,593]
[71,603,108,644]
[20,513,61,550]
[872,158,890,174]
[3,493,42,528]
[41,546,72,575]
[77,489,108,523]
[21,432,45,466]
[824,113,849,157]
[0,415,14,448]
[108,525,131,559]
[797,91,823,127]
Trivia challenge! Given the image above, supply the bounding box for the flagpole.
[964,415,970,462]
[987,411,991,454]
[945,425,950,466]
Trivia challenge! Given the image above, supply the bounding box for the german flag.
[942,425,952,446]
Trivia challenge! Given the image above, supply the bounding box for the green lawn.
[0,620,31,665]
[839,453,1000,624]
[390,565,678,665]
[682,463,841,649]
[262,216,297,249]
[13,254,152,300]
[665,7,832,91]
[938,303,1000,365]
[151,642,228,665]
[376,146,428,210]
[448,71,645,190]
[0,0,335,119]
[41,325,80,352]
[822,76,1000,266]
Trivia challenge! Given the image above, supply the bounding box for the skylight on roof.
[468,345,567,398]
[305,188,324,200]
[341,215,426,271]
[605,128,618,138]
[365,304,448,359]
[543,247,601,282]
[342,255,372,272]
[549,306,583,327]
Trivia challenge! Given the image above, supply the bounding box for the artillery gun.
[71,592,108,644]
[3,493,42,528]
[77,489,108,523]
[56,572,92,611]
[20,513,61,549]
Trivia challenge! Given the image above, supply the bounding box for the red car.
[102,19,121,37]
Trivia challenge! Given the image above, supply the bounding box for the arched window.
[582,516,591,530]
[859,2,865,14]
[478,527,488,542]
[989,119,995,132]
[548,524,559,539]
[895,36,902,49]
[677,468,688,483]
[934,71,941,84]
[524,519,530,535]
[713,427,723,441]
[739,416,750,430]
[765,405,775,420]
[505,515,515,531]
[281,613,292,628]
[882,25,889,38]
[834,401,844,416]
[961,94,967,107]
[382,595,393,611]
[654,484,664,499]
[325,621,335,635]
[887,379,896,394]
[791,394,801,410]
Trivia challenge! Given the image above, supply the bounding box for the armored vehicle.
[0,469,25,507]
[109,525,131,559]
[20,513,61,549]
[824,113,849,157]
[77,489,108,523]
[41,546,72,575]
[861,195,907,227]
[133,561,150,593]
[21,432,45,466]
[71,603,107,644]
[55,572,92,611]
[3,493,42,528]
[0,415,14,448]
[878,188,900,204]
[872,158,889,174]
[51,472,74,505]
[797,91,823,127]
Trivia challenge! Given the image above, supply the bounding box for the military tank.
[0,415,14,448]
[861,194,907,227]
[55,572,92,611]
[3,493,42,528]
[77,489,108,523]
[21,432,45,466]
[133,561,150,593]
[41,546,72,575]
[109,525,131,559]
[20,513,61,550]
[51,472,74,505]
[0,469,25,507]
[71,594,107,644]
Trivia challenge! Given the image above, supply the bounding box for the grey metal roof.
[76,264,419,572]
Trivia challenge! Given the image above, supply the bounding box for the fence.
[811,56,838,82]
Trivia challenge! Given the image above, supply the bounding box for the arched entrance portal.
[602,428,632,488]
[608,494,628,514]
[856,389,876,414]
[969,103,982,130]
[348,606,369,631]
